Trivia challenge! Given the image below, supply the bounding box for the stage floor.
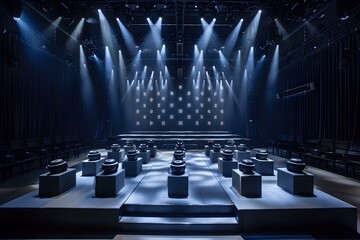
[0,150,357,237]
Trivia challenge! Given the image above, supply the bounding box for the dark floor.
[0,150,359,240]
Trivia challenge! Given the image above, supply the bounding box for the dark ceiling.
[3,0,358,69]
[21,1,336,59]
[29,0,333,36]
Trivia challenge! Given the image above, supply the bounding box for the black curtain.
[266,30,360,145]
[0,32,84,145]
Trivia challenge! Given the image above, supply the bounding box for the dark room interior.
[1,0,360,239]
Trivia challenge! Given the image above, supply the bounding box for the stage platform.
[110,131,251,150]
[0,151,357,237]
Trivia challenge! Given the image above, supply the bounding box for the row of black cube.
[205,142,314,198]
[38,142,157,198]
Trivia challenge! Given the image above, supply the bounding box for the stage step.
[118,216,240,234]
[121,203,236,217]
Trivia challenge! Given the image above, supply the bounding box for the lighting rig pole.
[176,1,184,81]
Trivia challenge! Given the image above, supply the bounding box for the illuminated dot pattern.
[132,81,229,128]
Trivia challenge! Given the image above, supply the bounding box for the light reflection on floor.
[124,151,233,206]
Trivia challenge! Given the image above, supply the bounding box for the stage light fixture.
[276,83,315,99]
[3,0,23,20]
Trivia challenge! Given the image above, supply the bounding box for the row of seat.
[271,136,360,177]
[0,136,89,179]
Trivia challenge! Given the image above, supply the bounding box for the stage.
[0,150,357,237]
[110,131,253,150]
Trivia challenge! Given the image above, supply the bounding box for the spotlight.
[98,9,101,12]
[259,10,262,13]
[147,17,150,21]
[159,17,162,20]
[3,0,23,20]
[116,18,119,21]
[200,17,204,21]
[213,18,216,21]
